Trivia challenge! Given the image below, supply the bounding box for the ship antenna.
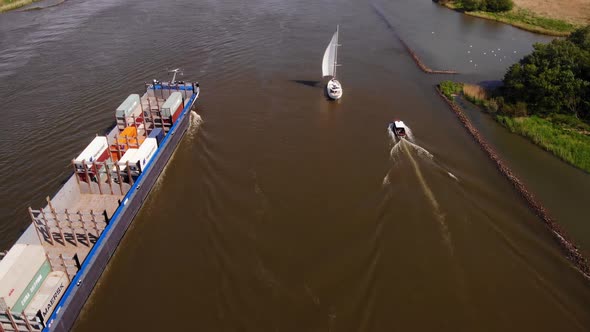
[168,68,184,83]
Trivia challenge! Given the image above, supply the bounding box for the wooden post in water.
[39,209,53,246]
[83,159,92,194]
[105,162,114,195]
[78,211,89,247]
[5,310,18,332]
[125,134,131,151]
[115,163,124,194]
[65,209,77,247]
[90,210,100,239]
[59,254,68,276]
[21,311,33,332]
[92,161,103,195]
[47,197,65,245]
[72,159,81,190]
[126,161,134,185]
[28,207,43,245]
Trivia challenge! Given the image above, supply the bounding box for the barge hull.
[44,92,197,332]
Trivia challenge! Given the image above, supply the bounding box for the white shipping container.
[116,148,139,171]
[130,138,157,173]
[161,92,183,117]
[74,136,109,171]
[0,244,48,311]
[115,94,141,118]
[24,271,67,320]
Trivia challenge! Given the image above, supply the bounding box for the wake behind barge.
[0,79,200,332]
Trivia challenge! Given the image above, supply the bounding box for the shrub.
[484,0,513,12]
[488,98,499,113]
[463,84,488,101]
[439,81,463,99]
[500,102,528,117]
[460,0,483,11]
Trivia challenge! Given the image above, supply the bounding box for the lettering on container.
[142,145,157,167]
[42,283,65,318]
[19,274,43,308]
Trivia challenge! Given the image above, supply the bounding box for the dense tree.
[483,0,513,12]
[502,28,590,120]
[568,26,590,51]
[458,0,513,12]
[460,0,483,11]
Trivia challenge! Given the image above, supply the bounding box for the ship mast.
[333,25,339,79]
[168,68,183,83]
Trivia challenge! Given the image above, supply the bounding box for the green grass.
[497,115,590,172]
[468,9,576,35]
[0,0,40,13]
[439,1,577,36]
[439,81,463,99]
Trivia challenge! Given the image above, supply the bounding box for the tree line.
[437,0,514,12]
[499,26,590,120]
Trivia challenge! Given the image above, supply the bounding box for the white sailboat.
[322,25,342,100]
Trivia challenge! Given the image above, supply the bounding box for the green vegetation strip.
[1,0,41,13]
[436,84,590,278]
[466,10,576,36]
[439,1,577,36]
[497,116,590,173]
[439,81,463,99]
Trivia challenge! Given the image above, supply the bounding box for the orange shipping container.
[117,126,144,147]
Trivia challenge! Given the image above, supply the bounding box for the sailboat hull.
[326,79,343,100]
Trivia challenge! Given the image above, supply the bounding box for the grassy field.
[0,0,41,13]
[467,9,577,36]
[513,0,589,26]
[440,1,579,36]
[497,115,590,172]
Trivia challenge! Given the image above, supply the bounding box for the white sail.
[322,28,338,78]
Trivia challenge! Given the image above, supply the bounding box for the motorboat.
[389,120,407,138]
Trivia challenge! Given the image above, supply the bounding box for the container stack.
[128,138,157,174]
[148,128,164,146]
[161,92,184,126]
[115,94,142,130]
[74,136,111,182]
[117,126,146,152]
[24,271,68,326]
[0,244,51,314]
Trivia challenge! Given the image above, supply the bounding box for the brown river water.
[1,0,590,330]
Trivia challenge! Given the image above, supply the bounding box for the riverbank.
[0,0,41,12]
[496,115,590,173]
[444,81,590,173]
[436,83,590,278]
[437,1,579,36]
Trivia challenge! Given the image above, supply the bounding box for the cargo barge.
[0,79,200,332]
